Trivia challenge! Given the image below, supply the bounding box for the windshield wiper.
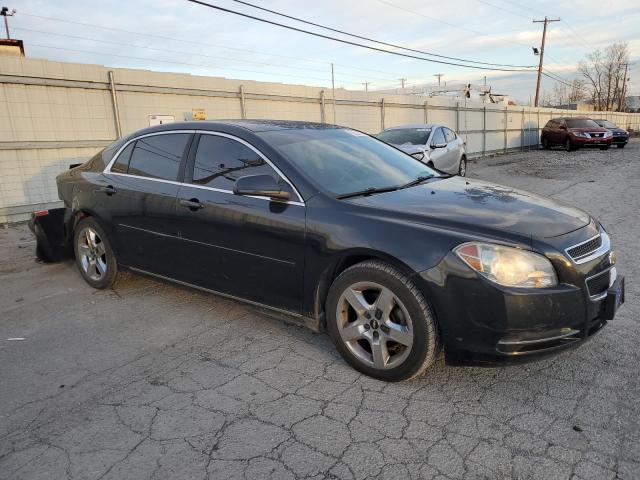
[336,185,401,200]
[400,174,434,189]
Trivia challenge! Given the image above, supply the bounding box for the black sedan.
[593,119,629,148]
[50,120,625,381]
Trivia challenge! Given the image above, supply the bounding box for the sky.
[8,0,640,104]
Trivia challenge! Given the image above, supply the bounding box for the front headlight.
[603,131,612,138]
[573,131,589,138]
[454,242,558,288]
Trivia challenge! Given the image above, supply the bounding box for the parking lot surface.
[0,141,638,480]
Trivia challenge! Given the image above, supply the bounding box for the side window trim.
[103,129,304,206]
[194,130,304,203]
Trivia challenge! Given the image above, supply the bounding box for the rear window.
[566,119,599,129]
[377,128,431,146]
[127,133,190,181]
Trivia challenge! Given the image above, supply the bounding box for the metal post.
[381,98,386,131]
[521,108,525,151]
[320,90,326,123]
[239,85,246,119]
[504,107,508,153]
[482,105,486,157]
[536,109,541,148]
[108,71,122,138]
[424,100,429,124]
[331,63,336,125]
[455,101,460,133]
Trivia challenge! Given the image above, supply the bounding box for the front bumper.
[612,135,628,145]
[417,250,624,366]
[571,136,612,146]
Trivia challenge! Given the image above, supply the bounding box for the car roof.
[382,124,439,131]
[133,119,343,137]
[554,117,592,121]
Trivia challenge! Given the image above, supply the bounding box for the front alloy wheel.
[458,157,467,177]
[336,281,414,370]
[326,260,439,381]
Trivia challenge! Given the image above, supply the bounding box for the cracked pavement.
[1,140,639,479]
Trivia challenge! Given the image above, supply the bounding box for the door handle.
[180,198,205,211]
[98,185,117,195]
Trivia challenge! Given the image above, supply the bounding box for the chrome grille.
[567,235,602,261]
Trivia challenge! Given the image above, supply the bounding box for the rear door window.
[127,134,190,181]
[110,142,135,174]
[191,134,278,190]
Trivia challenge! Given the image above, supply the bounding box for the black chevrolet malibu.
[53,120,625,381]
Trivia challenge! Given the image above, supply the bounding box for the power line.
[26,43,337,84]
[185,0,535,72]
[541,71,575,88]
[17,12,402,81]
[13,26,398,83]
[229,0,535,68]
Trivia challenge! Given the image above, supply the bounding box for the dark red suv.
[541,117,612,151]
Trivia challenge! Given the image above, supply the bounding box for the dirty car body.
[51,120,624,378]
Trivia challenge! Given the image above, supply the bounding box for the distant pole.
[1,7,16,39]
[434,73,443,87]
[331,63,336,124]
[619,63,629,112]
[399,78,407,89]
[533,17,560,107]
[362,82,370,93]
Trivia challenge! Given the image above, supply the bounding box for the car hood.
[569,127,608,133]
[611,128,628,134]
[348,176,590,238]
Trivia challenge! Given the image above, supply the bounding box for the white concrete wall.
[2,57,640,223]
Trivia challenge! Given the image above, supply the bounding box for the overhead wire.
[229,0,535,68]
[185,0,536,72]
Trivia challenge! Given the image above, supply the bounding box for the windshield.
[260,128,437,196]
[566,119,600,129]
[377,128,431,146]
[594,120,617,129]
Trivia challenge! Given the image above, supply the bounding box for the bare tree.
[549,79,587,106]
[579,43,629,111]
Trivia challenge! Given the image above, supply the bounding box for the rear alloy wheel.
[565,138,574,152]
[458,157,467,177]
[74,217,118,289]
[326,261,439,381]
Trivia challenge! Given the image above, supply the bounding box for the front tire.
[600,145,610,150]
[326,260,439,381]
[617,144,625,149]
[458,156,467,177]
[565,138,574,152]
[542,137,550,149]
[73,217,118,289]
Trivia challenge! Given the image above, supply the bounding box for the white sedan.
[377,124,467,176]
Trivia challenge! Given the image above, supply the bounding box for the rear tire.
[565,138,574,152]
[326,260,439,381]
[73,217,118,289]
[617,144,625,149]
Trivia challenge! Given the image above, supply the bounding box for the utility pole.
[1,7,16,39]
[619,63,629,112]
[533,17,560,107]
[362,82,370,93]
[434,73,443,87]
[331,63,336,124]
[399,78,407,89]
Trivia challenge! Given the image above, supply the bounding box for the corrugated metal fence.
[1,57,639,223]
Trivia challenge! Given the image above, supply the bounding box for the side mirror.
[233,174,291,201]
[431,142,447,149]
